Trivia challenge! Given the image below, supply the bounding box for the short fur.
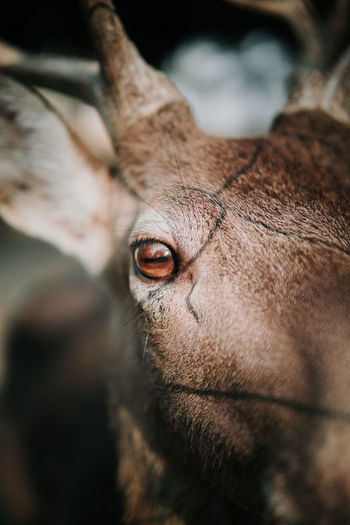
[0,1,350,523]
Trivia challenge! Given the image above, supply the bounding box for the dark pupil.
[142,256,169,264]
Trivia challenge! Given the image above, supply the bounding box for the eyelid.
[130,237,175,253]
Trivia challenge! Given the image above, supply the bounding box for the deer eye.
[133,241,176,280]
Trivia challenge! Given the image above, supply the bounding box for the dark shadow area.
[0,278,123,524]
[0,0,296,64]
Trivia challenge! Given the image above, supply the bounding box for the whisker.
[169,137,189,195]
[121,308,146,329]
[153,171,176,212]
[133,192,168,221]
[118,172,168,220]
[142,332,149,365]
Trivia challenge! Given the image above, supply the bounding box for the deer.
[0,0,350,523]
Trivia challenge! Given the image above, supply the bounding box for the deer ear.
[0,74,114,274]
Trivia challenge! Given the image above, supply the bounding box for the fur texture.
[0,1,350,522]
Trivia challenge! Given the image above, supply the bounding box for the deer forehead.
[130,192,222,248]
[128,187,279,306]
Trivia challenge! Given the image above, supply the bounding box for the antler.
[80,0,183,146]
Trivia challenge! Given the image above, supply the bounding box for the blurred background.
[0,0,343,523]
[0,0,298,136]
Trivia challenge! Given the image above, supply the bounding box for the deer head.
[0,1,350,523]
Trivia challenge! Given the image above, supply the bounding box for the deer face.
[114,103,350,519]
[1,1,350,523]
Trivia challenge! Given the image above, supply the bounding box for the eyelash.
[130,237,178,255]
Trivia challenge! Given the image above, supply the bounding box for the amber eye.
[133,241,176,280]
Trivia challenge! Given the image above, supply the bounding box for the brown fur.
[1,1,350,523]
[105,105,350,524]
